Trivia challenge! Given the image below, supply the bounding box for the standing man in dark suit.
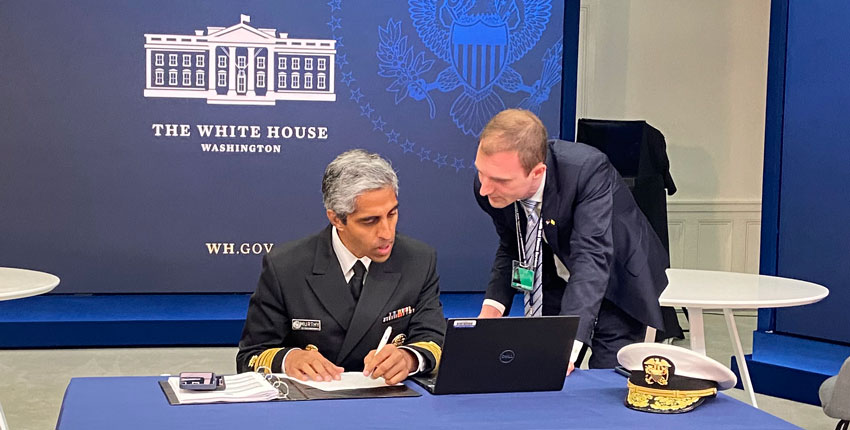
[474,109,668,371]
[237,149,445,385]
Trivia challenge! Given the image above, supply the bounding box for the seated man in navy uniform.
[237,149,445,385]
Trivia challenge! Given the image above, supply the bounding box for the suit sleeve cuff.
[398,346,425,375]
[404,341,442,373]
[482,299,506,315]
[247,347,289,374]
[569,340,584,364]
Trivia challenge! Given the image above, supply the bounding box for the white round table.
[0,267,59,429]
[645,269,828,408]
[0,267,60,301]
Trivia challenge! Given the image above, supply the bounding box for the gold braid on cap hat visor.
[628,390,699,412]
[627,380,717,398]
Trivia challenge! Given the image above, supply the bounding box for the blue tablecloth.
[56,369,798,429]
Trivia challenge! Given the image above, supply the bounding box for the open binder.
[159,372,420,405]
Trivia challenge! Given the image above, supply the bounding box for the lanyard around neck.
[514,201,544,267]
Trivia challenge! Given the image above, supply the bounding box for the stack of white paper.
[281,371,401,391]
[166,372,280,404]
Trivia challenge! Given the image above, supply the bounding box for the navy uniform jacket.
[237,226,445,374]
[474,140,668,344]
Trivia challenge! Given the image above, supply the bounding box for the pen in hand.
[364,326,393,376]
[376,326,392,354]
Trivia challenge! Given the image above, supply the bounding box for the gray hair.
[322,149,399,222]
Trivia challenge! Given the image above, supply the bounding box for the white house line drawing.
[144,14,336,105]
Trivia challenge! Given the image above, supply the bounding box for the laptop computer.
[411,315,579,394]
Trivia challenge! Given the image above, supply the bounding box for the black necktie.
[349,261,366,301]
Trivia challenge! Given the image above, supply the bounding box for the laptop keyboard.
[420,374,437,386]
[412,373,438,392]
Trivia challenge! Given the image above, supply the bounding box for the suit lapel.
[336,257,401,363]
[542,147,562,254]
[305,226,356,331]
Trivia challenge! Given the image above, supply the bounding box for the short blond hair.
[479,109,548,173]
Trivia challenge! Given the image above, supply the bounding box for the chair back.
[820,356,850,424]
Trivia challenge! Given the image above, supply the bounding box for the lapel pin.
[546,219,556,226]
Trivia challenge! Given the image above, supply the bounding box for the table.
[0,267,60,301]
[55,370,797,429]
[0,267,59,430]
[645,269,828,408]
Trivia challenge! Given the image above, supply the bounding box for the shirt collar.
[528,174,546,204]
[331,226,372,275]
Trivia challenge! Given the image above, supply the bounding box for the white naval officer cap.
[617,342,737,413]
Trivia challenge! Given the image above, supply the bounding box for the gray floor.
[0,312,839,429]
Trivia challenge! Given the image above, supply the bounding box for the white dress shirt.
[331,225,373,283]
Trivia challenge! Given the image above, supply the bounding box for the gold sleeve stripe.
[408,341,442,368]
[252,348,283,374]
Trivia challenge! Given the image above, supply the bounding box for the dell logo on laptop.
[499,350,516,364]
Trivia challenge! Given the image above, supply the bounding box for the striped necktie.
[520,199,543,317]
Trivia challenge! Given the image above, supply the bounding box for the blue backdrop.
[0,1,568,293]
[765,1,850,344]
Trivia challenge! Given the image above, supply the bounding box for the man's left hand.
[362,344,417,385]
[566,361,575,376]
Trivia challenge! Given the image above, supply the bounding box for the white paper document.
[279,371,401,391]
[166,372,279,404]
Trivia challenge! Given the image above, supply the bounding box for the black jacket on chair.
[576,119,682,339]
[576,119,676,251]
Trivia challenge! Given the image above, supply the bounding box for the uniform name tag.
[292,319,321,331]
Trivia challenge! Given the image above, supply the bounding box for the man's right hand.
[284,348,344,382]
[477,304,503,318]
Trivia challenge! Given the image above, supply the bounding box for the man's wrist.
[482,299,506,316]
[398,346,424,374]
[403,349,417,372]
[280,348,300,375]
[569,340,584,364]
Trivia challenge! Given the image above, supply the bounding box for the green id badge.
[510,260,535,292]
